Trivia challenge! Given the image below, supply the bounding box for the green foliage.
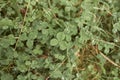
[0,0,120,80]
[50,38,58,46]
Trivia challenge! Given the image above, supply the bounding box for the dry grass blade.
[99,52,120,68]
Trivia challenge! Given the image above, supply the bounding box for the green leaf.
[42,29,48,35]
[28,30,38,39]
[79,28,91,43]
[97,54,106,74]
[50,38,58,46]
[26,39,33,49]
[112,22,120,33]
[66,35,71,41]
[0,59,10,65]
[17,75,27,80]
[17,63,28,72]
[31,75,38,79]
[33,49,43,55]
[16,40,24,47]
[56,32,65,41]
[0,18,14,28]
[0,39,10,48]
[59,41,67,50]
[1,73,13,80]
[31,0,36,6]
[33,44,43,55]
[20,33,28,41]
[8,34,16,45]
[54,54,65,60]
[25,61,31,66]
[31,60,39,69]
[50,70,62,78]
[25,0,30,3]
[13,51,18,58]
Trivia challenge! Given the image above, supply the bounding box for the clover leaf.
[50,38,58,46]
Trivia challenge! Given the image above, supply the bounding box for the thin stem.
[14,0,31,50]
